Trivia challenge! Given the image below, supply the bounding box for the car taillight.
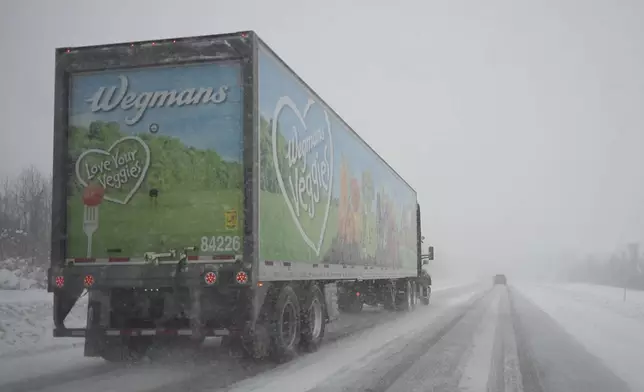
[204,271,217,285]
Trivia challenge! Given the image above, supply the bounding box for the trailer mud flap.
[84,299,103,357]
[324,283,340,321]
[53,284,84,329]
[188,287,204,341]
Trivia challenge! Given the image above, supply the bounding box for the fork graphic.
[83,205,99,257]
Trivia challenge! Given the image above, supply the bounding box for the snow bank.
[515,283,644,392]
[544,282,644,321]
[0,268,39,290]
[0,258,47,290]
[0,289,87,356]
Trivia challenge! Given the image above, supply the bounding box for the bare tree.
[0,166,52,266]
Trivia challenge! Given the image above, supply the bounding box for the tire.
[300,284,326,352]
[269,284,301,362]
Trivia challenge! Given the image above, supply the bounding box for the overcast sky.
[2,0,643,277]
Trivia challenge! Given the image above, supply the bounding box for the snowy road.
[0,282,641,392]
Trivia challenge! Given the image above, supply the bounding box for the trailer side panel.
[256,41,418,281]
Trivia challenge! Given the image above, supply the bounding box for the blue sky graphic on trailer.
[69,63,243,161]
[257,47,417,208]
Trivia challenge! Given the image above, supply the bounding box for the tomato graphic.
[82,184,105,207]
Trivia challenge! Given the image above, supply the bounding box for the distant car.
[493,274,507,285]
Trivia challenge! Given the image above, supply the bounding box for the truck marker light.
[236,271,248,284]
[55,276,65,288]
[84,274,95,287]
[204,271,217,285]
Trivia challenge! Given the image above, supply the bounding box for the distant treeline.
[0,166,51,266]
[567,247,644,290]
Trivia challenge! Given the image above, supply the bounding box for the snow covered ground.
[514,282,644,392]
[0,287,87,356]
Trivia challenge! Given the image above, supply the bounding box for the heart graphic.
[75,136,151,205]
[272,97,334,256]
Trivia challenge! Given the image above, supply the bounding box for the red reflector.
[55,276,64,288]
[108,257,129,262]
[187,255,199,261]
[236,271,248,284]
[84,275,95,287]
[204,271,217,285]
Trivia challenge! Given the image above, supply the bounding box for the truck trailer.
[48,31,433,362]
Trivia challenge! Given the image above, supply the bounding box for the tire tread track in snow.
[457,288,500,392]
[0,363,124,392]
[311,288,490,392]
[496,287,523,392]
[374,289,491,392]
[507,286,544,392]
[509,285,632,392]
[0,342,82,360]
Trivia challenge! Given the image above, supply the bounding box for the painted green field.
[258,191,339,262]
[66,188,243,258]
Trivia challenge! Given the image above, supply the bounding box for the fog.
[2,0,644,281]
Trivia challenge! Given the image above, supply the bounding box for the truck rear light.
[84,274,95,287]
[55,276,64,288]
[236,271,248,284]
[204,271,217,285]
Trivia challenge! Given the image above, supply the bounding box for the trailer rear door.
[63,61,245,263]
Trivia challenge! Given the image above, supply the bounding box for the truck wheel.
[300,284,326,352]
[269,284,301,362]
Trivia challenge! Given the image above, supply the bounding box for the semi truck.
[48,31,433,362]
